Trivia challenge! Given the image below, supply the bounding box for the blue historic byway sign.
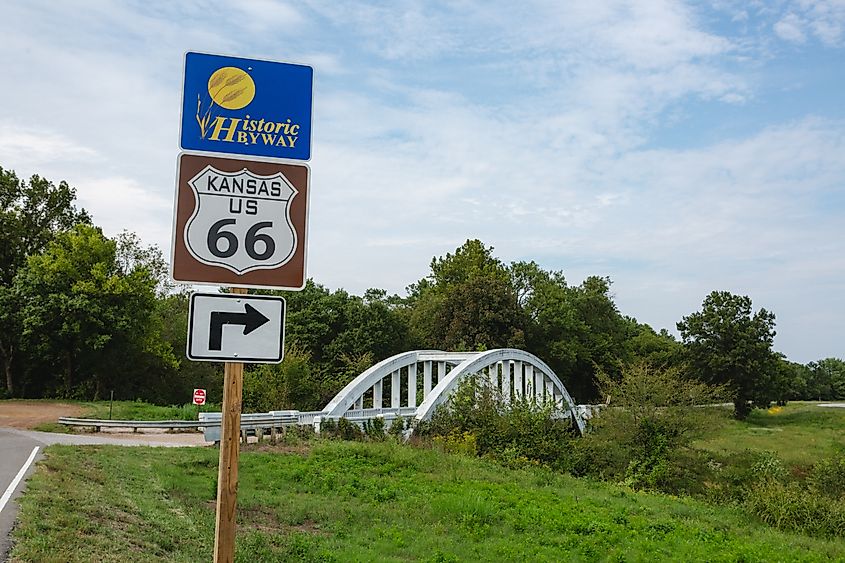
[180,52,313,161]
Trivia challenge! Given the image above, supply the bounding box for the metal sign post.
[213,287,246,563]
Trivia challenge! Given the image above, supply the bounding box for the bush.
[363,417,386,441]
[808,454,845,500]
[419,375,577,470]
[745,479,845,538]
[573,363,727,492]
[334,417,363,441]
[388,417,406,438]
[751,451,788,482]
[432,431,478,457]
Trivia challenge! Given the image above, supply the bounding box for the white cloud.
[0,123,100,168]
[74,175,173,248]
[775,13,808,43]
[774,1,845,46]
[234,0,306,30]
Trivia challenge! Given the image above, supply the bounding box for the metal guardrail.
[57,417,206,432]
[199,411,302,443]
[58,411,317,442]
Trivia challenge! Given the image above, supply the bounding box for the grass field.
[695,402,845,465]
[11,439,845,562]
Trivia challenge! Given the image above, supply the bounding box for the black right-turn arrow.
[208,303,270,351]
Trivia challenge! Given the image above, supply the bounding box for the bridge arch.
[321,349,585,435]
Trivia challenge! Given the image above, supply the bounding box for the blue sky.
[0,1,842,363]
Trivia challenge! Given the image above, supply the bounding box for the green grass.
[78,400,219,421]
[11,440,845,562]
[695,402,845,465]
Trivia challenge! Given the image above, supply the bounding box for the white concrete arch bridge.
[312,348,588,435]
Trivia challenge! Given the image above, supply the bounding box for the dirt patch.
[204,502,326,535]
[0,400,85,429]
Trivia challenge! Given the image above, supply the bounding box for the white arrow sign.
[187,293,285,363]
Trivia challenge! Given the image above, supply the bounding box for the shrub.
[433,431,478,457]
[363,417,386,441]
[751,451,788,482]
[573,363,727,492]
[745,478,845,538]
[808,454,845,500]
[388,417,406,438]
[420,375,577,470]
[323,417,364,441]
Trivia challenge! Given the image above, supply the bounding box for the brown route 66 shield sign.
[170,153,309,290]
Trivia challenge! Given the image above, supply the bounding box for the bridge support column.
[437,361,446,386]
[534,369,544,400]
[407,362,417,407]
[423,362,432,399]
[502,361,511,401]
[514,361,523,399]
[525,364,534,397]
[489,362,499,390]
[391,370,401,408]
[373,380,383,409]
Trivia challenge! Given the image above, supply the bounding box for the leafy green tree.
[806,358,845,401]
[430,275,525,351]
[408,240,523,351]
[427,239,511,289]
[14,224,173,399]
[279,281,409,371]
[519,267,628,402]
[771,356,810,403]
[152,292,223,405]
[622,320,683,369]
[677,291,778,419]
[0,167,89,395]
[243,345,319,412]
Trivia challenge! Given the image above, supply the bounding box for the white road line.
[0,447,39,514]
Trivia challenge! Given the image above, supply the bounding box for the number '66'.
[207,219,275,260]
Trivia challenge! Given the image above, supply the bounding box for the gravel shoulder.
[0,400,85,429]
[0,400,208,446]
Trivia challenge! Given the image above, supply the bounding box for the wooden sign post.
[213,287,247,563]
[174,52,313,562]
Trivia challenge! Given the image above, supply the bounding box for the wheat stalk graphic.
[195,70,242,139]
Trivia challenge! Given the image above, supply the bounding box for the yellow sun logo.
[207,67,256,110]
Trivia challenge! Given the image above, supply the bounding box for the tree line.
[1,167,842,417]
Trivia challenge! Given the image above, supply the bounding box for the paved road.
[0,429,42,562]
[0,428,205,561]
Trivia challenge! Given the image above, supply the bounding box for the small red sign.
[193,388,207,406]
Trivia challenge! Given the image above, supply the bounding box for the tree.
[623,320,683,369]
[408,240,522,351]
[0,167,89,395]
[806,358,845,401]
[14,224,172,399]
[677,291,778,419]
[429,275,526,351]
[520,268,628,402]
